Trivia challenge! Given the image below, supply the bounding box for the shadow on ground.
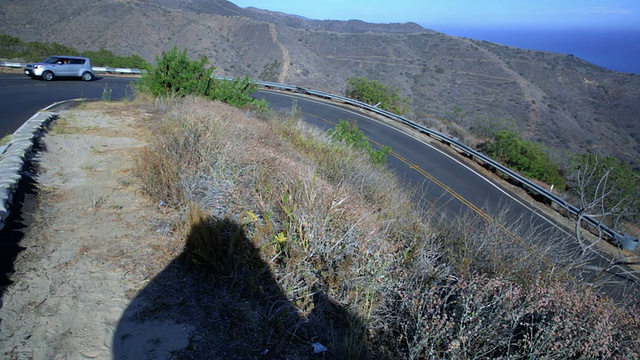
[0,142,43,300]
[113,216,372,359]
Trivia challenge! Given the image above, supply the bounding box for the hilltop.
[2,0,639,167]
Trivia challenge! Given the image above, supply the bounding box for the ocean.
[433,27,640,74]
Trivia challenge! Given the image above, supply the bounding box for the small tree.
[137,47,213,97]
[484,130,566,190]
[345,76,410,115]
[137,47,264,108]
[571,154,639,251]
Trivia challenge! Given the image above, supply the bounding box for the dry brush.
[132,96,640,359]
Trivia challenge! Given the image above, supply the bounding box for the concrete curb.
[0,111,58,231]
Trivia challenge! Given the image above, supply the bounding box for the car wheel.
[81,72,93,81]
[42,71,54,81]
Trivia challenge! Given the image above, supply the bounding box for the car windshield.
[42,57,61,64]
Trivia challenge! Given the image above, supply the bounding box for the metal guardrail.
[231,77,638,251]
[0,61,23,68]
[2,64,636,249]
[91,66,144,74]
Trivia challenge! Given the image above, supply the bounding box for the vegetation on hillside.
[478,129,639,224]
[345,76,410,115]
[2,0,640,172]
[136,46,265,109]
[568,153,640,224]
[130,92,639,358]
[2,31,639,355]
[328,119,391,167]
[483,130,567,190]
[0,34,148,69]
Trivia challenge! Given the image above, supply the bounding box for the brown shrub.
[133,96,640,358]
[378,275,640,359]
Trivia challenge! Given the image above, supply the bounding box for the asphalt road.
[255,91,564,229]
[1,74,637,301]
[254,89,640,301]
[0,73,136,138]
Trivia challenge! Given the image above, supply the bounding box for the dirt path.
[460,38,546,128]
[269,23,291,83]
[0,101,183,359]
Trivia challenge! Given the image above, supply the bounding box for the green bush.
[137,47,213,97]
[22,41,79,62]
[328,119,391,167]
[0,34,22,58]
[0,33,149,68]
[345,76,410,115]
[81,49,149,69]
[207,75,264,108]
[137,46,265,109]
[484,130,566,190]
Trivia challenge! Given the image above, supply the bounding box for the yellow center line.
[316,113,539,257]
[386,144,555,268]
[375,137,561,273]
[392,150,492,221]
[298,99,562,272]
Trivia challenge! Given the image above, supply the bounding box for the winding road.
[1,73,638,301]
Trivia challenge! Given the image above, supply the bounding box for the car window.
[43,57,60,64]
[69,59,85,65]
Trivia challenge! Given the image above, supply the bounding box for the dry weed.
[132,95,640,359]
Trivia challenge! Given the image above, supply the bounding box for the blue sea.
[433,27,640,74]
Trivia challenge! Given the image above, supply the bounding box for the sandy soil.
[0,101,187,359]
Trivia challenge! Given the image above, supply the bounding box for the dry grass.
[132,95,640,359]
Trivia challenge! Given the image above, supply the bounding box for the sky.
[231,0,640,30]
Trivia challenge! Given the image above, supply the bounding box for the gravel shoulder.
[0,101,185,359]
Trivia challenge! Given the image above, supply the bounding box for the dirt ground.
[0,101,189,359]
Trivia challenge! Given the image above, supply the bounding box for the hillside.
[2,0,639,167]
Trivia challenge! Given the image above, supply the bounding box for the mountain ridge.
[2,0,638,168]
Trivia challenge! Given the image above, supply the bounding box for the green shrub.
[0,34,22,58]
[137,47,212,97]
[81,48,149,69]
[345,76,410,115]
[207,75,265,108]
[22,41,79,62]
[0,33,149,68]
[484,130,566,190]
[328,119,391,167]
[137,46,265,109]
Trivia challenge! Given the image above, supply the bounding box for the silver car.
[24,55,94,81]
